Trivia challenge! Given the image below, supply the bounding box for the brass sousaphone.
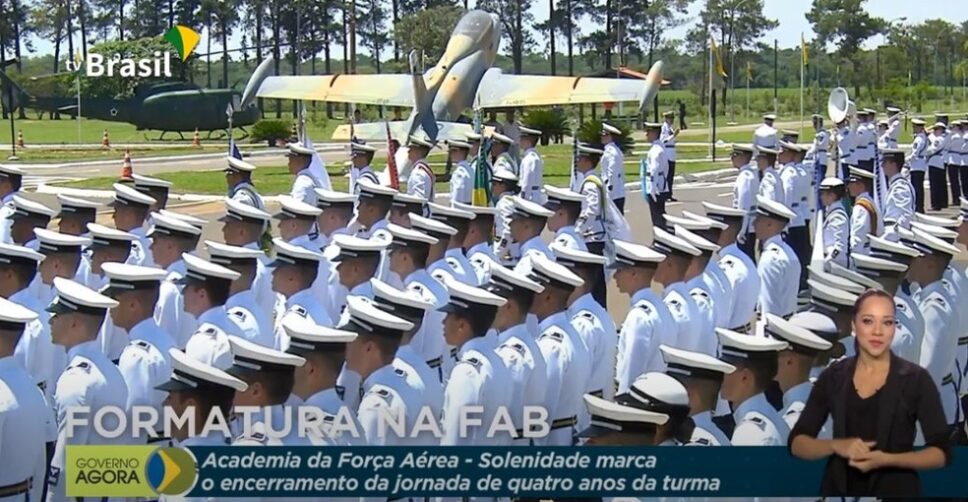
[827,87,855,124]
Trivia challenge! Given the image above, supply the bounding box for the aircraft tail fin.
[408,50,438,141]
[0,67,30,102]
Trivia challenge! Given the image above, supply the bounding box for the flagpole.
[800,33,805,136]
[709,35,714,160]
[746,62,751,119]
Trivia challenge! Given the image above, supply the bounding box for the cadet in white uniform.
[274,195,322,249]
[287,143,319,206]
[752,113,778,151]
[180,253,244,370]
[427,202,478,285]
[46,278,128,502]
[703,202,759,333]
[314,188,357,260]
[778,141,810,278]
[102,263,173,444]
[530,254,591,446]
[0,298,49,502]
[947,120,964,205]
[765,313,833,431]
[270,239,333,351]
[157,348,244,447]
[218,198,275,324]
[225,156,265,210]
[623,372,695,446]
[754,195,801,318]
[342,296,423,446]
[757,146,783,203]
[328,234,385,325]
[660,110,680,202]
[517,126,545,203]
[660,345,735,446]
[439,278,514,445]
[347,142,379,195]
[349,179,395,240]
[926,122,949,211]
[653,227,705,352]
[905,118,929,213]
[7,196,55,250]
[34,229,89,325]
[643,122,669,229]
[818,177,850,268]
[369,279,444,437]
[489,263,548,445]
[280,316,362,446]
[834,115,856,180]
[1,244,53,392]
[491,132,518,179]
[806,114,829,187]
[461,202,499,286]
[110,183,156,267]
[131,173,171,214]
[554,245,616,404]
[389,191,425,229]
[571,145,610,305]
[148,212,203,350]
[224,336,308,446]
[544,185,587,251]
[405,135,436,201]
[910,229,961,425]
[412,213,460,284]
[491,167,520,263]
[57,195,100,294]
[206,241,273,348]
[679,210,735,329]
[612,240,675,392]
[717,327,791,446]
[0,164,24,245]
[446,139,475,204]
[846,167,880,261]
[729,144,759,259]
[508,195,554,272]
[670,221,721,357]
[880,148,915,240]
[600,122,626,212]
[853,110,876,171]
[385,224,450,377]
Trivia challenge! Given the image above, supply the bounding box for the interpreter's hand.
[849,450,889,473]
[831,438,875,459]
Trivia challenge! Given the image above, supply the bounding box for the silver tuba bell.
[827,87,855,124]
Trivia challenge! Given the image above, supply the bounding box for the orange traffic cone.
[120,150,133,180]
[192,128,201,147]
[102,130,111,149]
[16,130,24,148]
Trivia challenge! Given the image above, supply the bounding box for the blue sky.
[22,0,968,58]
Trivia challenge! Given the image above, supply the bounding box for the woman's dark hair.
[852,288,896,319]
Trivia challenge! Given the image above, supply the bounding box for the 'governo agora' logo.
[77,25,200,77]
[66,445,198,497]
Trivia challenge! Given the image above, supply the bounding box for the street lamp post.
[2,58,20,161]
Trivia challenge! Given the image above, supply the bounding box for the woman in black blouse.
[789,289,952,497]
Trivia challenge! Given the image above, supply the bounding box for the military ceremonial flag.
[801,34,809,67]
[385,122,400,189]
[711,37,727,78]
[471,106,492,206]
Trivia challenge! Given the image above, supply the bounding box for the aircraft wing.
[255,74,416,107]
[332,120,479,142]
[474,61,664,110]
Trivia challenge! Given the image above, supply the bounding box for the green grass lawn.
[11,145,240,163]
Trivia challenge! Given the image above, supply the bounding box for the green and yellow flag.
[801,34,809,67]
[471,107,492,206]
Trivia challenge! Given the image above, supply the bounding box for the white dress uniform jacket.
[646,141,669,197]
[48,340,129,502]
[10,289,57,390]
[553,225,587,251]
[232,401,311,446]
[686,276,718,357]
[518,147,545,203]
[243,243,277,323]
[226,291,273,348]
[127,226,154,267]
[274,289,334,351]
[907,132,928,172]
[393,344,444,424]
[302,387,365,446]
[926,131,947,170]
[822,202,850,268]
[513,235,554,276]
[615,287,675,394]
[663,282,703,352]
[733,164,759,238]
[0,355,49,502]
[184,307,244,369]
[496,323,548,445]
[779,163,806,228]
[493,193,515,262]
[808,129,830,166]
[601,141,626,201]
[853,122,875,162]
[781,381,814,430]
[568,292,617,400]
[440,248,477,285]
[449,160,474,204]
[718,243,760,330]
[536,312,591,446]
[357,364,425,446]
[441,336,515,446]
[467,242,498,286]
[752,124,778,151]
[661,122,677,161]
[916,279,959,424]
[0,192,18,245]
[229,181,264,210]
[757,234,801,318]
[571,170,607,244]
[882,173,915,240]
[349,165,379,196]
[849,192,877,259]
[290,168,319,206]
[836,125,855,169]
[701,259,733,330]
[758,166,783,203]
[406,159,435,201]
[117,318,174,434]
[891,289,925,364]
[688,410,731,446]
[404,269,450,373]
[731,392,790,446]
[154,260,198,350]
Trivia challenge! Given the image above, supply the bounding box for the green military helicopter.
[0,68,261,140]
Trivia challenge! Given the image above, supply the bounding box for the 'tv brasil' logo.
[76,25,200,77]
